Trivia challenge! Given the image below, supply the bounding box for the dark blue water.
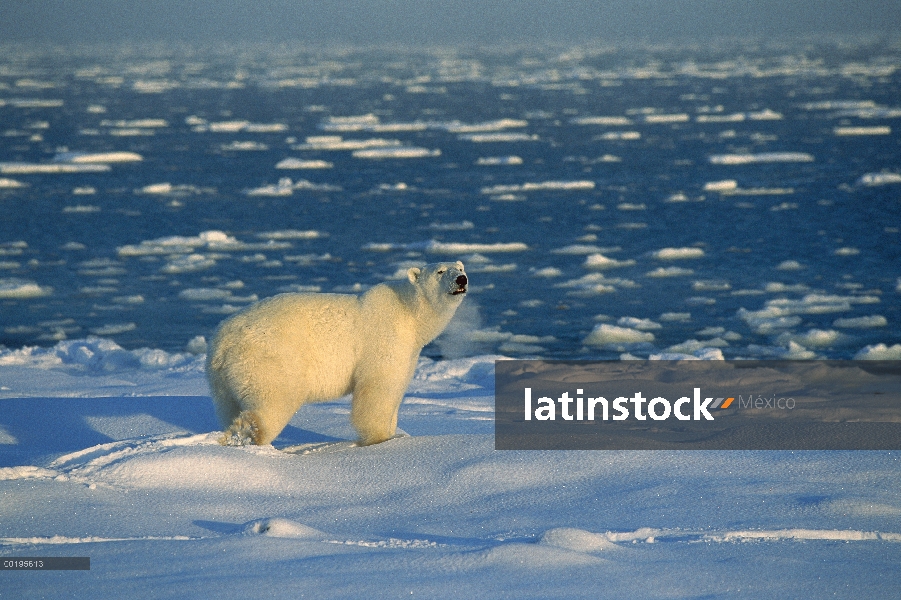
[1,39,899,359]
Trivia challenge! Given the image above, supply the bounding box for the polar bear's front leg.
[349,376,411,446]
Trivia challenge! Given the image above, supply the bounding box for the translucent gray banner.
[495,360,901,450]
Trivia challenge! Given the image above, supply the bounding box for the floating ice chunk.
[476,156,523,166]
[352,147,440,159]
[294,136,403,151]
[90,323,137,336]
[245,177,340,196]
[856,172,901,186]
[0,162,110,174]
[650,247,704,260]
[775,329,845,349]
[834,126,891,136]
[802,100,878,111]
[703,180,738,192]
[650,348,725,360]
[854,343,901,360]
[834,247,860,256]
[695,113,746,123]
[205,120,249,132]
[179,288,258,303]
[0,178,26,188]
[645,266,694,277]
[257,229,326,240]
[481,180,595,194]
[138,183,211,195]
[320,114,381,131]
[833,315,887,328]
[644,114,689,123]
[440,118,527,133]
[7,99,64,108]
[0,278,52,299]
[599,131,641,140]
[552,244,607,255]
[161,254,217,274]
[531,267,562,278]
[747,109,783,120]
[364,240,528,254]
[221,141,268,151]
[458,132,538,143]
[54,151,143,163]
[709,152,814,165]
[427,221,474,231]
[63,205,100,213]
[764,282,809,293]
[692,280,731,292]
[420,241,527,254]
[738,309,802,334]
[556,273,637,296]
[584,324,654,345]
[659,312,691,322]
[100,119,167,128]
[178,288,233,301]
[275,158,333,169]
[776,260,804,271]
[617,317,662,330]
[571,116,633,126]
[118,230,238,256]
[584,254,636,269]
[667,338,729,354]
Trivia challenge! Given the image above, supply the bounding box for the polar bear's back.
[208,293,361,407]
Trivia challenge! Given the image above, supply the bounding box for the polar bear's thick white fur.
[207,261,467,446]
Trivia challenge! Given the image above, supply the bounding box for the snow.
[1,341,900,597]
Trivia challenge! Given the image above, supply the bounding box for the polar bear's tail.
[219,410,265,446]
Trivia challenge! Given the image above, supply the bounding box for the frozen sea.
[1,37,901,598]
[0,37,899,360]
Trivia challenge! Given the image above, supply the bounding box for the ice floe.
[476,156,523,166]
[481,180,594,194]
[0,278,52,299]
[834,126,891,136]
[709,152,814,165]
[854,343,901,359]
[650,247,704,260]
[856,172,901,186]
[352,146,440,159]
[275,158,333,169]
[584,324,655,345]
[245,177,341,196]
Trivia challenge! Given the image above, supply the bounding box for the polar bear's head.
[407,261,467,305]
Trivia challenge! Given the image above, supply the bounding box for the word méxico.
[523,388,734,422]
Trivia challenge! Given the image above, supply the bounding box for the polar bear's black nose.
[456,274,467,286]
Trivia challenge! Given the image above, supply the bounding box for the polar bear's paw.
[219,410,264,446]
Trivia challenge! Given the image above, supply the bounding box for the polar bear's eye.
[437,269,446,275]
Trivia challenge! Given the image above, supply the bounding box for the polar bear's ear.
[455,261,464,271]
[407,267,421,283]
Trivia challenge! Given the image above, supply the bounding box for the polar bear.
[206,261,467,446]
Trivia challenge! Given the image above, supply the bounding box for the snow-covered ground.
[1,339,900,597]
